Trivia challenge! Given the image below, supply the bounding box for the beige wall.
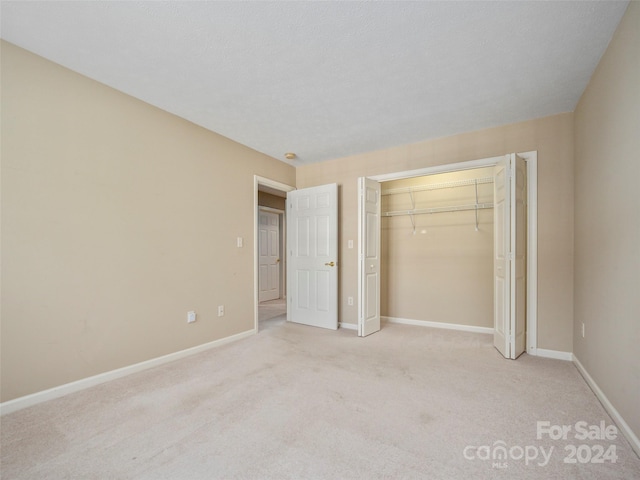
[297,112,575,352]
[0,42,295,402]
[574,3,640,439]
[381,167,494,327]
[258,191,285,211]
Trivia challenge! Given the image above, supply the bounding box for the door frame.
[254,176,296,333]
[365,152,538,356]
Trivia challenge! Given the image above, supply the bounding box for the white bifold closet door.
[358,177,381,337]
[287,184,338,330]
[494,154,527,359]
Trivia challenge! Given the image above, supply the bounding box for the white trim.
[519,151,538,356]
[534,348,573,361]
[339,322,358,331]
[573,355,640,457]
[369,152,538,356]
[357,176,364,337]
[0,329,255,416]
[254,176,295,332]
[370,156,505,182]
[254,176,296,196]
[258,206,284,216]
[383,316,494,335]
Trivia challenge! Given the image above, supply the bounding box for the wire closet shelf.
[381,176,494,232]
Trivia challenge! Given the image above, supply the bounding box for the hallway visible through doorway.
[254,175,295,333]
[258,298,286,331]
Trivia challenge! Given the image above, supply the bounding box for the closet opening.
[381,166,496,334]
[358,153,538,358]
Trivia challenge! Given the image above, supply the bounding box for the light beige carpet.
[1,317,639,479]
[258,298,287,322]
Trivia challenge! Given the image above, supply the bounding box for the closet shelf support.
[474,179,479,231]
[382,203,494,217]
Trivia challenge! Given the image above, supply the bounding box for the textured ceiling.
[0,1,629,166]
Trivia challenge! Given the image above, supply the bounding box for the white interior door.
[287,184,338,330]
[258,210,280,302]
[494,154,528,359]
[358,177,381,337]
[494,155,511,358]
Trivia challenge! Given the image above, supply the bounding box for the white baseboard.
[534,348,573,361]
[0,329,255,416]
[339,322,357,331]
[573,355,640,457]
[383,316,493,335]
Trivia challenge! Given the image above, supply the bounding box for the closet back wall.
[381,168,495,328]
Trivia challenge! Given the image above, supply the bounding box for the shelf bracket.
[474,179,479,231]
[409,190,416,234]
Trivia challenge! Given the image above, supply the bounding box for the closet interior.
[380,167,495,329]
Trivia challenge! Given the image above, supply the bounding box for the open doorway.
[254,176,295,332]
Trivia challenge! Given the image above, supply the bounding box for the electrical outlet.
[582,322,585,338]
[187,311,196,323]
[218,305,225,317]
[348,296,354,306]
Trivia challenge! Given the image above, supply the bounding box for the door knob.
[325,261,335,267]
[276,258,280,263]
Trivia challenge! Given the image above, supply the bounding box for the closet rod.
[383,202,494,217]
[382,176,494,196]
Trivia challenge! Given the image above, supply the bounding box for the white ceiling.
[0,1,629,166]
